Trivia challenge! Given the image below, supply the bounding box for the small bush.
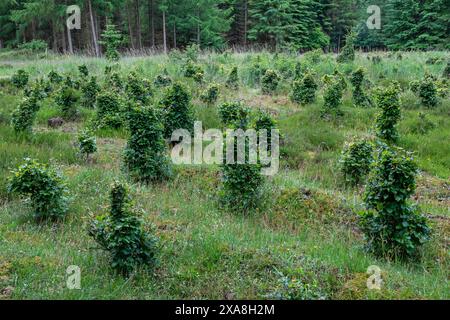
[48,70,63,84]
[11,96,40,134]
[81,76,100,108]
[100,23,123,61]
[78,64,89,78]
[200,83,220,105]
[11,69,29,89]
[375,83,401,143]
[184,61,204,80]
[218,102,250,128]
[291,72,318,105]
[123,104,172,183]
[55,84,80,120]
[261,69,280,95]
[95,90,124,128]
[159,83,194,139]
[89,181,158,275]
[7,158,68,220]
[418,75,438,108]
[125,71,152,104]
[443,61,450,78]
[77,129,97,160]
[154,74,172,88]
[360,146,431,259]
[226,66,239,89]
[350,67,370,107]
[337,32,355,63]
[409,112,436,135]
[321,79,344,118]
[340,139,374,185]
[18,40,48,53]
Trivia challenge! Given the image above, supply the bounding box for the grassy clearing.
[0,50,449,300]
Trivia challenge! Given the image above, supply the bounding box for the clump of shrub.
[125,71,152,104]
[220,111,263,213]
[350,67,370,107]
[106,71,124,91]
[226,66,239,89]
[337,32,355,63]
[375,83,401,143]
[11,96,40,134]
[418,75,438,108]
[248,59,265,87]
[11,69,29,89]
[184,61,204,81]
[340,138,374,185]
[95,90,124,128]
[77,129,97,161]
[261,69,280,95]
[100,23,123,61]
[360,146,431,259]
[218,102,250,128]
[55,84,80,120]
[154,73,172,88]
[321,79,344,118]
[291,72,318,105]
[81,76,100,108]
[78,64,89,78]
[7,158,68,220]
[89,181,158,275]
[123,104,172,183]
[159,83,194,139]
[48,70,63,84]
[200,83,220,105]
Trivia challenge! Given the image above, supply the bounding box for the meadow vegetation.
[0,48,449,300]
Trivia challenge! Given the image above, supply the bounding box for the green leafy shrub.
[55,84,80,120]
[106,71,124,91]
[337,32,355,63]
[95,90,124,128]
[418,75,438,108]
[48,70,63,84]
[81,76,100,108]
[360,146,431,259]
[18,40,48,53]
[159,83,194,139]
[123,104,172,183]
[7,158,68,220]
[218,102,250,128]
[100,23,123,61]
[226,66,239,89]
[375,83,401,143]
[89,181,158,275]
[340,139,374,185]
[78,64,89,78]
[248,60,266,87]
[200,83,220,105]
[77,129,97,160]
[125,72,152,104]
[184,61,204,81]
[350,67,370,107]
[261,69,280,94]
[220,128,263,212]
[254,109,277,153]
[11,96,40,134]
[154,74,172,88]
[321,79,344,118]
[11,69,29,89]
[291,72,318,105]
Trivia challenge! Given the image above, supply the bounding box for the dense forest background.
[0,0,449,55]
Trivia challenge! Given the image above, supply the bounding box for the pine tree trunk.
[127,3,135,49]
[173,23,176,48]
[135,0,142,49]
[162,10,167,54]
[67,25,74,54]
[243,0,248,47]
[88,0,100,57]
[148,0,155,47]
[52,19,58,52]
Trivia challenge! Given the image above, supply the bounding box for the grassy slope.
[0,50,449,299]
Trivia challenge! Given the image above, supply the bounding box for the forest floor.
[0,50,449,299]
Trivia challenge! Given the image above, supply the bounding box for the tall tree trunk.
[148,0,155,47]
[52,19,58,52]
[67,25,74,54]
[127,3,135,49]
[162,10,167,54]
[135,0,142,49]
[173,22,176,48]
[197,10,201,46]
[243,0,248,47]
[88,0,100,57]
